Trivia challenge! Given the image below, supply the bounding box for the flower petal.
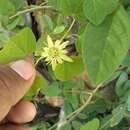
[60,55,73,62]
[57,57,63,64]
[59,41,69,49]
[47,35,54,47]
[60,50,68,54]
[43,47,49,51]
[45,56,52,62]
[55,40,61,47]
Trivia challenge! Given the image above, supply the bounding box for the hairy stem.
[9,5,51,19]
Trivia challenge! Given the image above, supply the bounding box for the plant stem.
[47,84,102,130]
[60,18,76,43]
[65,89,92,95]
[67,85,101,123]
[9,5,51,20]
[40,1,48,6]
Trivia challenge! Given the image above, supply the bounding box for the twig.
[9,5,52,20]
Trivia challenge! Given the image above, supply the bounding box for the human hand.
[0,59,36,130]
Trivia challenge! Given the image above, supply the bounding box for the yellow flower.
[41,35,73,70]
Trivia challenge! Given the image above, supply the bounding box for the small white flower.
[41,35,73,70]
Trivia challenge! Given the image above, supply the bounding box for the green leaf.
[0,32,10,45]
[77,113,88,120]
[54,56,84,81]
[0,15,9,26]
[10,0,25,10]
[63,81,85,109]
[122,55,130,68]
[24,74,48,100]
[123,0,130,6]
[83,0,119,25]
[127,6,130,20]
[57,0,85,21]
[6,17,23,30]
[82,5,130,85]
[0,27,36,64]
[115,72,128,97]
[48,0,59,8]
[53,25,65,34]
[0,0,15,15]
[127,95,130,111]
[63,80,77,89]
[103,71,121,85]
[61,124,71,130]
[72,121,82,130]
[31,75,48,94]
[76,34,83,55]
[41,82,61,97]
[80,118,100,130]
[35,35,47,56]
[123,80,130,93]
[110,104,126,127]
[62,80,85,109]
[64,101,73,115]
[65,90,79,109]
[83,99,111,114]
[42,15,53,31]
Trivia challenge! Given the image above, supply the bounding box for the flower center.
[49,47,60,58]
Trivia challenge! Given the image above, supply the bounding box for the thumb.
[0,60,36,121]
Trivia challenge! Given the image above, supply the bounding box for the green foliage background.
[1,0,130,130]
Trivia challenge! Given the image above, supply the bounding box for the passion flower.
[41,35,73,70]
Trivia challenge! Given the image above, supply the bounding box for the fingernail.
[10,60,34,80]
